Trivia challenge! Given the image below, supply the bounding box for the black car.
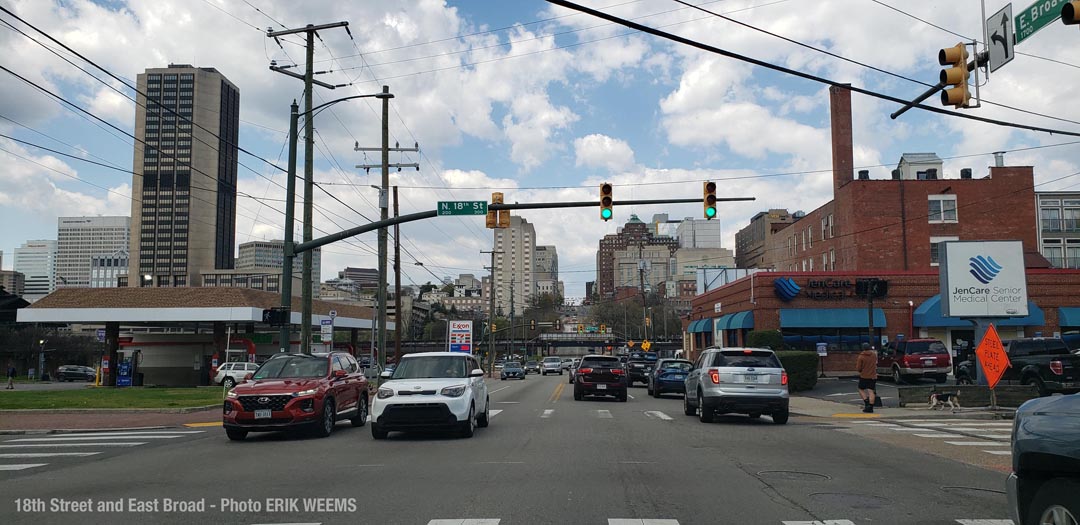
[573,355,627,401]
[523,361,541,374]
[1007,393,1080,525]
[647,359,693,397]
[957,338,1080,395]
[57,365,95,382]
[625,351,658,386]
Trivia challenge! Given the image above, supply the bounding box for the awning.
[913,294,1044,328]
[716,311,754,330]
[687,318,714,333]
[779,308,886,328]
[1060,307,1080,327]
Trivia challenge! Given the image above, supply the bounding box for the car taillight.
[611,369,624,375]
[781,371,789,386]
[578,368,593,375]
[709,369,720,384]
[1050,360,1064,376]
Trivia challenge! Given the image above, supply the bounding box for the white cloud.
[574,134,635,171]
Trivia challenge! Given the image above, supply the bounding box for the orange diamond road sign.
[975,323,1011,389]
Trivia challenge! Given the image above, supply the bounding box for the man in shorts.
[855,342,878,413]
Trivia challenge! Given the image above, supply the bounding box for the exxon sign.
[939,240,1028,318]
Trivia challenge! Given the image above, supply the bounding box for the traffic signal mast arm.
[892,45,984,120]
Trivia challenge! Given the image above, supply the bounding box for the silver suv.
[541,356,563,375]
[683,347,789,425]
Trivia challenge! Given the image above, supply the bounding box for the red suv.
[876,339,952,384]
[223,352,369,440]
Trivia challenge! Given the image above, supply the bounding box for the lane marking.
[608,520,681,525]
[644,411,673,421]
[0,452,100,458]
[541,409,554,419]
[914,433,951,438]
[782,521,857,525]
[945,441,1010,446]
[982,451,1012,456]
[826,393,858,396]
[627,394,635,400]
[488,409,503,418]
[830,413,880,419]
[476,461,524,465]
[0,464,48,471]
[0,443,146,448]
[955,520,1016,524]
[597,410,613,419]
[489,386,512,395]
[863,423,900,427]
[495,402,519,404]
[427,520,501,525]
[549,383,565,403]
[184,422,222,427]
[6,435,184,442]
[6,431,205,438]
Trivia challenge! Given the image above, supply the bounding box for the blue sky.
[1,0,1079,299]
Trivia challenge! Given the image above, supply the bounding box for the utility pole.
[355,89,418,372]
[481,248,503,373]
[278,101,299,353]
[393,186,402,365]
[638,243,647,340]
[267,21,349,354]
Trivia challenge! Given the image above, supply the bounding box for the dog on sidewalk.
[928,391,961,411]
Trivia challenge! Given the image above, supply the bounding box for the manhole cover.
[757,470,832,481]
[808,493,889,509]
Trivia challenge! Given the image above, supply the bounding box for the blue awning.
[913,294,1044,327]
[688,318,714,333]
[779,308,886,328]
[714,311,754,331]
[1060,307,1080,327]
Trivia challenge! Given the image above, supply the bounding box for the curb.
[0,426,173,435]
[0,404,221,414]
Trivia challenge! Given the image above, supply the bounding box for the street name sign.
[1015,0,1065,44]
[438,201,487,216]
[320,319,333,343]
[987,4,1015,72]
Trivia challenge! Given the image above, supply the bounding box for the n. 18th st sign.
[438,201,487,216]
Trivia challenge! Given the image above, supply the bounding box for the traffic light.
[554,318,562,331]
[486,192,500,228]
[1065,1,1080,25]
[491,322,497,332]
[600,324,606,333]
[599,182,613,221]
[530,319,536,330]
[703,181,717,219]
[939,43,970,108]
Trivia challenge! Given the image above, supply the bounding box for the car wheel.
[646,382,653,396]
[683,392,696,416]
[351,396,368,427]
[371,423,388,440]
[477,397,490,428]
[618,391,627,402]
[1026,478,1080,525]
[573,387,583,401]
[934,374,948,384]
[500,377,506,381]
[748,413,761,419]
[459,404,475,438]
[312,399,335,438]
[568,375,573,384]
[225,428,247,441]
[892,367,905,385]
[559,371,563,375]
[222,377,236,389]
[772,409,790,425]
[697,393,713,423]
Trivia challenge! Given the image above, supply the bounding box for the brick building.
[596,215,679,299]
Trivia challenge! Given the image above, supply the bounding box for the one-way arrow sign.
[987,3,1015,73]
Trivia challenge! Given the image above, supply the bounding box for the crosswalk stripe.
[427,520,501,524]
[781,520,856,524]
[608,520,680,525]
[5,435,184,442]
[0,452,101,458]
[914,433,951,438]
[944,441,1010,446]
[541,409,554,418]
[23,431,205,438]
[488,410,503,418]
[955,520,1016,524]
[983,450,1012,456]
[597,410,613,419]
[644,411,673,421]
[0,442,146,448]
[0,463,47,471]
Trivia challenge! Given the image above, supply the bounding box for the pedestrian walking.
[5,361,15,390]
[855,342,878,413]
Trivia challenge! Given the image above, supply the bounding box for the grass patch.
[0,387,227,410]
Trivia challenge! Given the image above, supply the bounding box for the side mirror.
[243,373,253,382]
[469,368,485,377]
[379,370,393,379]
[333,369,347,379]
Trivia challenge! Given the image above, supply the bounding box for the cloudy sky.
[1,0,1079,299]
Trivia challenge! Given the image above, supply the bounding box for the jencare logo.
[774,277,801,301]
[968,255,1003,285]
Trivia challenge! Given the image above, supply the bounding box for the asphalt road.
[0,373,1012,525]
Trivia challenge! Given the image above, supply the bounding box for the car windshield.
[661,361,692,371]
[392,356,468,379]
[629,352,658,361]
[580,357,619,368]
[526,361,537,366]
[716,351,782,368]
[906,341,947,355]
[251,356,328,379]
[544,358,560,363]
[505,362,522,368]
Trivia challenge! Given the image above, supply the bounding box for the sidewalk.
[0,408,222,433]
[789,394,1015,420]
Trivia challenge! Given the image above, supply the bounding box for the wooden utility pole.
[393,186,402,364]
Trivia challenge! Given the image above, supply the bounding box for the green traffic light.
[705,207,716,218]
[601,208,613,220]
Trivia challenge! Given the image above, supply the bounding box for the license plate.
[254,409,271,419]
[739,374,756,383]
[597,384,607,390]
[672,374,685,380]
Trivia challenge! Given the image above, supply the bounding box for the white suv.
[213,362,260,388]
[370,352,489,439]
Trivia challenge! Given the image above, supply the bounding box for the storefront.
[687,269,1080,372]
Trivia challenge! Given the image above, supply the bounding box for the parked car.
[1003,338,1080,396]
[626,351,659,386]
[877,338,952,384]
[683,347,789,424]
[524,361,541,374]
[542,356,563,375]
[213,362,260,388]
[1006,393,1080,525]
[561,358,574,370]
[493,360,505,371]
[501,361,526,380]
[223,352,369,441]
[573,354,627,401]
[370,352,489,439]
[56,365,95,382]
[647,359,693,398]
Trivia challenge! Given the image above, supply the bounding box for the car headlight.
[377,387,394,399]
[226,390,238,398]
[440,385,466,397]
[292,388,318,397]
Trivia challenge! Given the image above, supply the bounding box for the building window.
[930,236,959,266]
[1042,207,1062,232]
[808,257,814,271]
[806,226,813,248]
[827,214,834,237]
[829,248,835,270]
[928,195,958,223]
[822,253,828,271]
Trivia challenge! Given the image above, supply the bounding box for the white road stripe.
[0,452,101,458]
[597,410,613,419]
[20,431,205,438]
[945,441,1011,446]
[826,392,856,396]
[427,520,501,525]
[627,394,635,399]
[495,401,519,404]
[608,520,680,525]
[0,443,146,448]
[644,411,673,421]
[541,409,554,418]
[781,521,856,525]
[863,423,900,427]
[488,386,512,394]
[955,520,1016,524]
[914,433,952,438]
[5,435,183,442]
[0,464,47,471]
[252,523,323,525]
[983,450,1012,456]
[488,410,503,418]
[884,428,926,432]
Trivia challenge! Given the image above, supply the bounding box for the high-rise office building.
[235,239,321,278]
[13,240,57,302]
[129,64,240,288]
[492,216,536,315]
[55,216,130,288]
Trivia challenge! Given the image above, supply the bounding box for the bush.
[775,351,818,392]
[747,330,787,351]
